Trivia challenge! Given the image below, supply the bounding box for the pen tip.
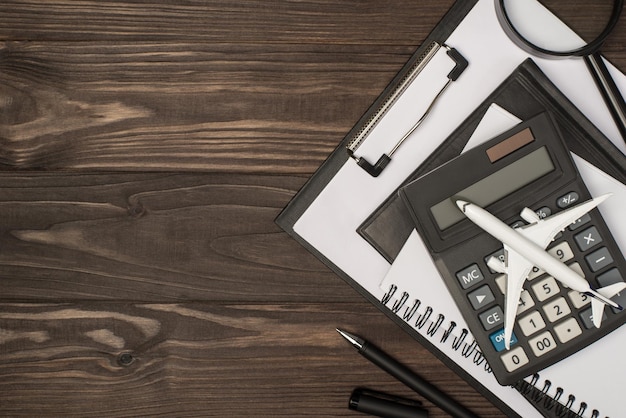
[336,328,364,349]
[336,328,349,339]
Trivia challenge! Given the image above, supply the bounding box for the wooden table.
[1,1,624,416]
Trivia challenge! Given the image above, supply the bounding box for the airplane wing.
[591,282,626,327]
[502,243,535,349]
[515,194,611,250]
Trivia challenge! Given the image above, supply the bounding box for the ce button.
[479,306,504,331]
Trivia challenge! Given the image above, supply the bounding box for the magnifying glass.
[495,0,626,146]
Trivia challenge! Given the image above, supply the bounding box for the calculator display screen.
[430,146,555,230]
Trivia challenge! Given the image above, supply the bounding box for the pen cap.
[349,388,428,418]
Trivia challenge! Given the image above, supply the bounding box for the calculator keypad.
[455,191,626,383]
[403,114,626,385]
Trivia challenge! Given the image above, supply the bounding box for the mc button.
[456,263,485,289]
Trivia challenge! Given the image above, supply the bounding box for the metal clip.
[347,42,468,177]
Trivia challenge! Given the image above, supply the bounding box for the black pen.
[337,328,479,418]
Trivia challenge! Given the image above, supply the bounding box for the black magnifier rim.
[496,0,624,57]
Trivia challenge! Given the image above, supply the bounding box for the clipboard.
[275,1,475,230]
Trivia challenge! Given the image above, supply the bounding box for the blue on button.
[489,328,518,352]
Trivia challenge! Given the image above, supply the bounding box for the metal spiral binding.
[346,41,441,154]
[381,283,602,417]
[511,375,598,418]
[380,283,489,373]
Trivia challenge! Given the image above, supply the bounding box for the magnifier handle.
[584,52,626,146]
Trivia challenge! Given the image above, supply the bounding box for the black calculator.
[399,113,626,385]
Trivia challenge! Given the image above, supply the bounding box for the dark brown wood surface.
[1,1,624,417]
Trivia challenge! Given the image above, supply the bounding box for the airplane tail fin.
[589,283,626,328]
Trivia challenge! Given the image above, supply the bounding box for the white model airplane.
[456,194,624,350]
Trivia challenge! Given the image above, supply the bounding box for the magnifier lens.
[501,0,626,146]
[500,0,616,55]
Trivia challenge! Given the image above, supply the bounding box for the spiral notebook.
[276,1,626,417]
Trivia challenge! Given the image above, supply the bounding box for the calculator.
[399,113,626,385]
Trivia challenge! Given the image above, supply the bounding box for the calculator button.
[542,297,571,322]
[518,310,546,336]
[597,268,626,312]
[568,213,591,231]
[568,290,591,309]
[575,226,603,251]
[510,219,525,229]
[535,206,552,219]
[529,331,557,357]
[547,242,574,264]
[557,192,579,208]
[493,275,535,313]
[568,262,584,277]
[523,244,571,281]
[516,290,535,314]
[485,249,505,273]
[479,306,504,330]
[529,258,578,281]
[579,307,607,329]
[456,264,484,289]
[495,275,506,294]
[554,317,583,344]
[501,346,529,372]
[527,265,544,280]
[585,247,613,272]
[468,285,495,310]
[597,268,625,287]
[489,328,518,352]
[532,277,560,302]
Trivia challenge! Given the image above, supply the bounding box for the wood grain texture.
[1,0,625,416]
[0,1,452,44]
[0,302,503,417]
[0,41,414,172]
[0,172,354,302]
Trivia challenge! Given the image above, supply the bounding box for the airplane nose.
[456,200,468,212]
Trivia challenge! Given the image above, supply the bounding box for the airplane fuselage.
[458,201,593,296]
